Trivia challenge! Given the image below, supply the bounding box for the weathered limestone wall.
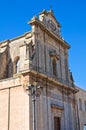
[0,33,33,79]
[9,35,32,73]
[33,26,69,84]
[0,73,78,130]
[35,86,77,130]
[0,76,29,130]
[0,89,9,130]
[76,87,86,130]
[29,72,78,130]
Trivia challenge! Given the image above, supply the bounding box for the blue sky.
[0,0,86,89]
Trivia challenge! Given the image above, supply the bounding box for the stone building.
[0,9,80,130]
[76,87,86,130]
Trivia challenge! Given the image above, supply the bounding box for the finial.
[50,5,52,10]
[49,5,54,14]
[32,15,38,20]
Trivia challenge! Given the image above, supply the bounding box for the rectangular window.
[54,117,61,130]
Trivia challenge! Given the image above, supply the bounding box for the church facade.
[0,10,84,130]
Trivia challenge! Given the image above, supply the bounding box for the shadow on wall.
[0,44,13,79]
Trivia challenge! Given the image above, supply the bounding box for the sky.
[0,0,86,89]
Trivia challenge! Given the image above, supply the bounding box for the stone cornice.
[39,9,61,27]
[0,32,32,45]
[0,70,79,94]
[0,40,10,48]
[0,76,22,90]
[29,19,70,49]
[21,69,79,94]
[10,31,31,41]
[51,103,64,110]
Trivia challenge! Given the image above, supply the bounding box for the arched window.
[14,56,20,74]
[52,58,57,76]
[49,49,59,77]
[79,98,82,110]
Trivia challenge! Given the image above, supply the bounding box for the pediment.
[39,10,61,36]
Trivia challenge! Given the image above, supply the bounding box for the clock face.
[47,20,60,36]
[47,20,56,32]
[40,13,60,36]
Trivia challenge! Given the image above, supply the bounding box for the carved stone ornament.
[47,20,56,31]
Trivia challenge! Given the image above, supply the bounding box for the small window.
[14,56,20,74]
[84,101,86,111]
[52,58,57,76]
[83,124,86,130]
[79,98,82,110]
[49,50,59,77]
[54,117,61,130]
